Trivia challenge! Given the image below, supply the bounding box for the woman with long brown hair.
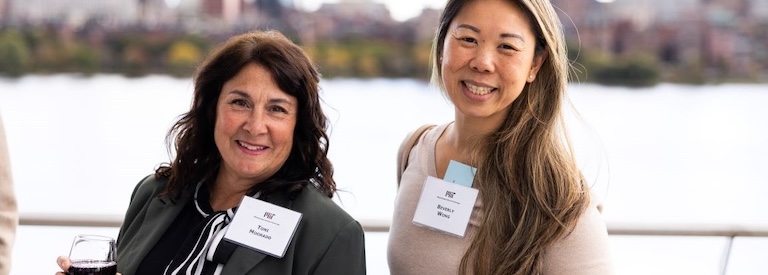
[388,0,614,274]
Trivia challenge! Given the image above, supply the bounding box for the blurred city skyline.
[0,0,766,84]
[3,0,768,27]
[0,0,447,23]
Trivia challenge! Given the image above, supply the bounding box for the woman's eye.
[500,44,517,51]
[230,99,249,108]
[269,105,288,113]
[459,37,477,44]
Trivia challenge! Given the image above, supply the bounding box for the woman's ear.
[527,51,548,83]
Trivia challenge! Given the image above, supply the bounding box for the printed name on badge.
[224,196,302,258]
[412,176,479,237]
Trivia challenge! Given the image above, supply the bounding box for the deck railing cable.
[20,213,768,275]
[19,212,768,236]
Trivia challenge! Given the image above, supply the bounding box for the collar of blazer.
[220,188,296,274]
[124,182,298,275]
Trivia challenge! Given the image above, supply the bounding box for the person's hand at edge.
[54,255,71,275]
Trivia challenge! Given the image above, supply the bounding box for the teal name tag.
[443,160,476,187]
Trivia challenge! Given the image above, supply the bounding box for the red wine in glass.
[68,260,117,275]
[67,234,117,275]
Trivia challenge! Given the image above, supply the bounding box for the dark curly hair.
[156,30,335,199]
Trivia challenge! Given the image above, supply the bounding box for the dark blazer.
[116,175,366,275]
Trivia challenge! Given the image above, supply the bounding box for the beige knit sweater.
[387,123,615,275]
[0,113,17,275]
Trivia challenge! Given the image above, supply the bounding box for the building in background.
[0,0,766,81]
[0,0,9,22]
[550,0,767,80]
[6,0,138,27]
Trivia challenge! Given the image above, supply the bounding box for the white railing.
[19,212,768,275]
[19,212,768,236]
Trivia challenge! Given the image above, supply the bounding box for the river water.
[1,75,767,274]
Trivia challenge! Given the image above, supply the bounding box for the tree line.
[0,26,664,87]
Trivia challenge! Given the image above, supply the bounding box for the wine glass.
[67,234,117,275]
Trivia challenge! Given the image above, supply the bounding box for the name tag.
[412,176,478,237]
[224,196,302,258]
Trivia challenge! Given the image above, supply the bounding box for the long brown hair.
[156,30,336,198]
[431,0,590,274]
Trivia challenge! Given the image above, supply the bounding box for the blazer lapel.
[220,246,269,274]
[122,193,191,275]
[220,191,295,275]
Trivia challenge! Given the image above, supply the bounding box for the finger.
[56,255,71,270]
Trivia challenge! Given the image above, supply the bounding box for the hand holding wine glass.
[55,234,119,275]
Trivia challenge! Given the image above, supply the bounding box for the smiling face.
[440,0,546,126]
[214,63,297,184]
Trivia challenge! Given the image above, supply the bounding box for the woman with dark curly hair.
[56,30,366,275]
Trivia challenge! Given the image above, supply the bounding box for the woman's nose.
[469,48,495,73]
[243,111,267,135]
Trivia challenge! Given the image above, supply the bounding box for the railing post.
[720,235,734,275]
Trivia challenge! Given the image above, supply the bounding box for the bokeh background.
[1,0,767,274]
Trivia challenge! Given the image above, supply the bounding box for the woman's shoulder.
[543,203,615,274]
[291,184,361,232]
[128,174,168,204]
[416,122,450,152]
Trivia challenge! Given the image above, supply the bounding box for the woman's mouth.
[237,140,266,151]
[463,81,496,95]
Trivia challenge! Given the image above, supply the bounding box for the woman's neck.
[434,117,497,178]
[451,113,501,147]
[209,172,254,211]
